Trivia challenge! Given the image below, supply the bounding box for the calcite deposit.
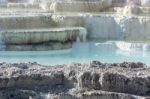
[0,0,150,50]
[0,61,150,99]
[2,27,87,44]
[0,0,150,98]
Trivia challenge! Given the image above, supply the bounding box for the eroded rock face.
[0,62,150,99]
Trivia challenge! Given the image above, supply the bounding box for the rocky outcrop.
[1,27,87,44]
[0,61,150,99]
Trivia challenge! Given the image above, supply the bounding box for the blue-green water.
[0,41,150,66]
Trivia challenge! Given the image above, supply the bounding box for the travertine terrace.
[0,0,150,99]
[0,0,150,50]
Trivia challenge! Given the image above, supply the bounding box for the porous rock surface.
[1,61,150,99]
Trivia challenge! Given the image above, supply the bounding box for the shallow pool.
[0,41,150,66]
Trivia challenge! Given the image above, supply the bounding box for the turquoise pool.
[0,41,150,66]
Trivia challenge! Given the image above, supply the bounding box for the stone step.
[0,10,48,15]
[50,1,112,13]
[1,27,87,44]
[0,14,56,29]
[0,13,85,29]
[0,0,52,4]
[0,13,149,41]
[0,3,43,10]
[0,0,31,3]
[0,1,52,10]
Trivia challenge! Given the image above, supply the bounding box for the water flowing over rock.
[0,0,149,49]
[84,15,124,39]
[114,41,150,51]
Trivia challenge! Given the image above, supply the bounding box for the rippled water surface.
[0,41,150,66]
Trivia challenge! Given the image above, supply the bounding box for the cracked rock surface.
[0,61,150,99]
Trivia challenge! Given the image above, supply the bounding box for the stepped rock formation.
[0,62,150,99]
[0,0,149,51]
[0,0,150,98]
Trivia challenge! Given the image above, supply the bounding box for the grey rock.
[101,72,150,95]
[0,62,150,99]
[78,72,92,89]
[91,73,101,90]
[120,62,145,68]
